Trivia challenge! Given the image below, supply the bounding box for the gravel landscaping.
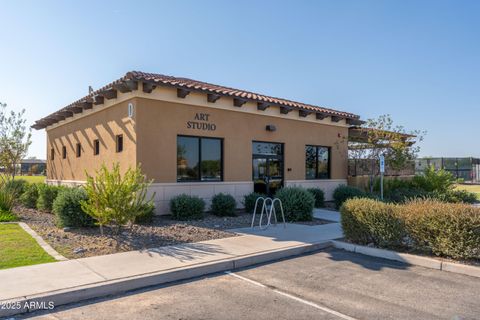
[14,206,331,259]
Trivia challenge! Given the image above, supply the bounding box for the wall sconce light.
[266,125,276,132]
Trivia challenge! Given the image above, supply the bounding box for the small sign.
[379,155,385,173]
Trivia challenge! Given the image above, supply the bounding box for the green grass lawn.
[16,175,46,183]
[455,184,480,200]
[0,224,56,269]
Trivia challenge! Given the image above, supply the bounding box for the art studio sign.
[186,113,217,131]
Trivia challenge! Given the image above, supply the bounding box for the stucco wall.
[46,99,137,181]
[135,96,349,183]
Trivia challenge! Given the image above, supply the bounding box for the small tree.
[80,163,154,235]
[349,114,425,192]
[0,103,32,182]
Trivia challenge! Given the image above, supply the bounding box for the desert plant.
[412,165,455,193]
[243,192,265,213]
[53,188,95,228]
[341,198,405,248]
[307,188,325,208]
[275,186,314,221]
[80,163,154,234]
[4,179,28,198]
[0,186,15,212]
[211,193,237,217]
[20,183,39,208]
[170,194,205,220]
[401,200,480,260]
[333,185,366,209]
[134,202,156,223]
[36,184,63,212]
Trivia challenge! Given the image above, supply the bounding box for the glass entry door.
[252,142,284,196]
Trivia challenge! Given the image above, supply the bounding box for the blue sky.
[1,0,478,159]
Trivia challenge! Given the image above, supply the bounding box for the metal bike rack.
[251,197,286,230]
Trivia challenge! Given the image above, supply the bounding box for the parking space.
[20,249,480,320]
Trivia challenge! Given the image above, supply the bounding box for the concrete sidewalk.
[0,221,342,317]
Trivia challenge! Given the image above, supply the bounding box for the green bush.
[170,194,205,220]
[0,210,17,222]
[341,198,405,248]
[402,200,480,260]
[4,179,28,198]
[211,193,237,216]
[135,202,156,223]
[333,185,366,209]
[412,165,455,193]
[243,192,265,213]
[36,184,63,212]
[385,187,427,204]
[0,187,15,212]
[443,190,478,204]
[307,188,325,208]
[53,188,95,228]
[276,187,314,221]
[20,183,39,208]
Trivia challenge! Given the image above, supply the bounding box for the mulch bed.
[13,206,332,259]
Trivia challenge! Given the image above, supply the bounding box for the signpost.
[379,155,385,200]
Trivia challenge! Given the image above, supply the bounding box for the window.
[116,135,123,153]
[50,148,54,160]
[305,145,330,179]
[76,143,81,158]
[94,139,100,155]
[62,146,67,159]
[177,136,222,182]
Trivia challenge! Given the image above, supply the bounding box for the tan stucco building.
[33,71,361,214]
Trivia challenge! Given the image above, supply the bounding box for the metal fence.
[415,158,480,183]
[348,159,415,177]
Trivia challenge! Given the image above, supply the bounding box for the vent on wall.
[128,103,134,118]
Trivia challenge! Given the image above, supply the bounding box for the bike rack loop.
[251,197,286,230]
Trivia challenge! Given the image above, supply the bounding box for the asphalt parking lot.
[17,248,480,320]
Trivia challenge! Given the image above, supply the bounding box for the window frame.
[116,134,123,153]
[93,139,100,156]
[177,135,224,183]
[305,145,331,180]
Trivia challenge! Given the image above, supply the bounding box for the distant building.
[19,159,46,175]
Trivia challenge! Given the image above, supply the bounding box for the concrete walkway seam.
[330,240,480,278]
[0,241,330,318]
[18,222,68,261]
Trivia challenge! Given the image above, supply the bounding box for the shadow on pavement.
[144,242,231,262]
[323,248,410,271]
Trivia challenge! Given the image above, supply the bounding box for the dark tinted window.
[116,135,123,153]
[50,148,54,160]
[94,139,100,155]
[305,145,330,179]
[177,136,222,182]
[62,146,66,159]
[76,143,81,158]
[252,142,283,156]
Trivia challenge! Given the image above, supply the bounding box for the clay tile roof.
[32,71,360,130]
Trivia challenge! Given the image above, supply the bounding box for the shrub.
[307,188,325,208]
[443,190,478,204]
[211,193,237,217]
[53,188,95,228]
[0,187,15,212]
[402,200,480,260]
[36,184,64,212]
[20,183,39,208]
[170,194,205,220]
[412,165,455,193]
[0,209,17,222]
[385,187,427,204]
[4,179,28,198]
[243,192,265,213]
[80,163,155,234]
[341,198,405,248]
[275,187,314,221]
[135,202,156,223]
[333,185,366,209]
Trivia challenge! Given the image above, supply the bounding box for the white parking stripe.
[225,271,358,320]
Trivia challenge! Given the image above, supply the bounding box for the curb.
[18,222,68,261]
[0,241,330,317]
[330,240,480,278]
